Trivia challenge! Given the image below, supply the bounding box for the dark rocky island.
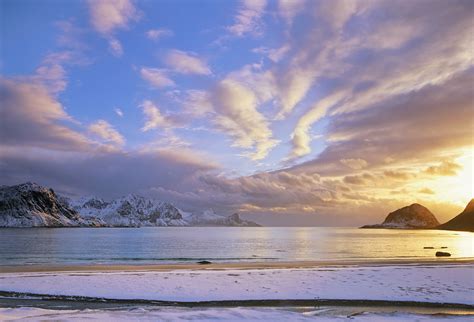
[361,203,440,229]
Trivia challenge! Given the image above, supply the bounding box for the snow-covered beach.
[1,261,473,320]
[1,262,473,304]
[1,306,473,321]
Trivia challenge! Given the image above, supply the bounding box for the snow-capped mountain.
[0,183,102,227]
[69,194,188,227]
[184,209,260,226]
[0,183,260,227]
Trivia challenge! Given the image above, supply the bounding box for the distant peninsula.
[361,200,474,232]
[437,199,474,232]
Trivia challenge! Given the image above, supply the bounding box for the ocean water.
[0,227,472,266]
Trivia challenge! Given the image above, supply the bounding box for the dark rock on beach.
[197,260,212,265]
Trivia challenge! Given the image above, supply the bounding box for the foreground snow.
[0,306,473,321]
[0,264,472,305]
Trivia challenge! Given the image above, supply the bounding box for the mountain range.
[0,183,260,228]
[1,182,471,231]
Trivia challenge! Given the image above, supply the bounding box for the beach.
[1,260,473,321]
[1,257,473,273]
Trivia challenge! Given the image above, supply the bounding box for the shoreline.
[2,291,474,310]
[1,262,472,311]
[1,257,473,273]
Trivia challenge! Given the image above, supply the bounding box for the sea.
[1,227,472,266]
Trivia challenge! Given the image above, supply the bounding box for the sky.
[0,0,473,226]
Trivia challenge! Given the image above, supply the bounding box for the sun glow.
[427,151,474,205]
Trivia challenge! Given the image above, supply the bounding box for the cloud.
[55,20,87,50]
[88,120,125,147]
[0,78,91,151]
[286,0,473,159]
[140,67,175,88]
[146,28,173,41]
[180,90,213,117]
[425,161,462,176]
[87,0,139,35]
[278,0,306,25]
[87,0,140,56]
[139,100,176,131]
[3,0,473,226]
[114,108,124,117]
[34,62,67,95]
[383,170,416,181]
[108,38,123,56]
[225,64,277,104]
[164,50,211,75]
[340,158,368,170]
[317,0,366,32]
[0,147,219,200]
[419,188,435,195]
[253,45,290,63]
[343,173,375,185]
[227,0,267,37]
[174,64,277,160]
[210,79,279,160]
[32,51,85,95]
[294,69,474,177]
[290,91,346,158]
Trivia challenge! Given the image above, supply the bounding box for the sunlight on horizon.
[428,152,474,206]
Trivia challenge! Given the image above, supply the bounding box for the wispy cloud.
[164,50,211,75]
[107,38,123,56]
[114,108,124,117]
[277,0,306,25]
[227,0,267,37]
[340,158,368,170]
[210,79,279,160]
[425,161,462,176]
[140,67,175,88]
[87,0,140,56]
[139,100,176,131]
[145,28,173,41]
[88,120,125,148]
[55,20,87,50]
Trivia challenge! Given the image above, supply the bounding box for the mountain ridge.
[437,199,474,232]
[0,182,260,228]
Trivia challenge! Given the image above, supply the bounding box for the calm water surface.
[0,227,472,266]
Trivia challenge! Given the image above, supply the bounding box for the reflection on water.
[0,227,472,266]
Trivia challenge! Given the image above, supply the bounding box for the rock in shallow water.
[197,260,212,265]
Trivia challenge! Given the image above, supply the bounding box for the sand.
[1,257,473,273]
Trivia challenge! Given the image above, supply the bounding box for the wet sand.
[1,257,473,273]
